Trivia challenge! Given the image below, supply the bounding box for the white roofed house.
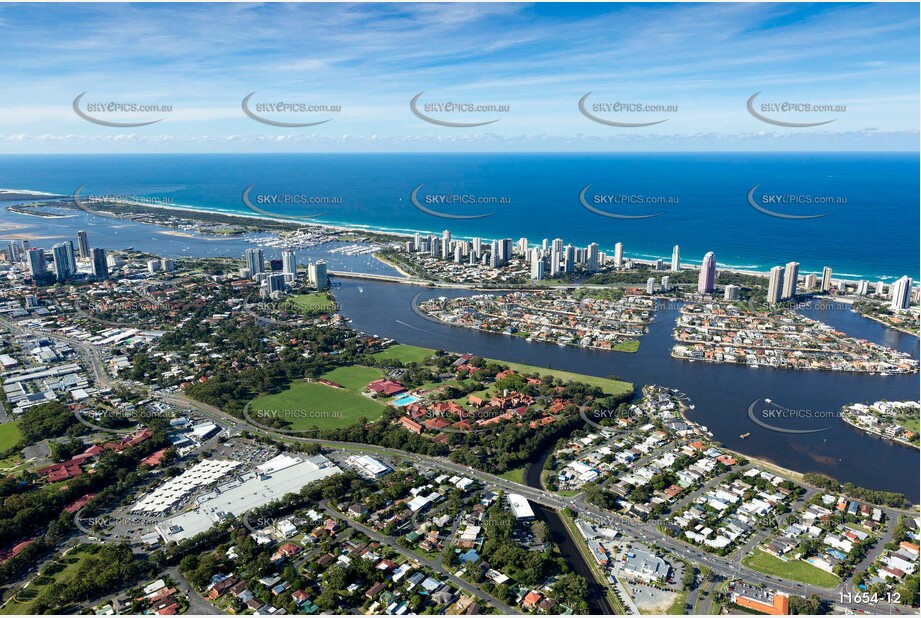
[506,493,535,520]
[623,548,671,582]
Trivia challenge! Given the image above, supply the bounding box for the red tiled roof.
[63,493,97,513]
[141,448,168,467]
[368,379,406,395]
[522,591,543,607]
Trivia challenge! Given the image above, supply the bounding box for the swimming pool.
[391,394,421,406]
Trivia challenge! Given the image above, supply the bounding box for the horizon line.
[1,150,919,156]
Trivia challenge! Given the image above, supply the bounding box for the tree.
[531,520,549,544]
[789,594,828,615]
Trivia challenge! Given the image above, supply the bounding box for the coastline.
[6,187,910,284]
[372,252,415,279]
[675,394,805,482]
[721,447,806,484]
[32,192,423,239]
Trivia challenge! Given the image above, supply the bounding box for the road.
[165,566,225,615]
[320,501,516,614]
[163,383,913,614]
[8,318,916,615]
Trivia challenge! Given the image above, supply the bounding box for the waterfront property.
[841,400,920,448]
[419,291,652,352]
[673,301,918,374]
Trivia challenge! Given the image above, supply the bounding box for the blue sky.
[0,2,918,152]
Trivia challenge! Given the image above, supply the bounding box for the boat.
[740,432,751,439]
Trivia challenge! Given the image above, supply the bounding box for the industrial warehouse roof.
[156,455,342,543]
[131,459,241,515]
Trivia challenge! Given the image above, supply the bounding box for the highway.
[159,387,909,615]
[8,318,915,616]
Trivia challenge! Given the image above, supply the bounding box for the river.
[524,449,616,614]
[333,278,920,502]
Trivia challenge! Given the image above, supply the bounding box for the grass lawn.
[0,548,91,614]
[611,339,640,353]
[496,466,526,484]
[373,343,633,396]
[0,421,21,452]
[902,417,919,434]
[288,292,336,314]
[495,359,633,397]
[742,548,840,588]
[249,366,387,430]
[371,344,435,364]
[0,455,25,474]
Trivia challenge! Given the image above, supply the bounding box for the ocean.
[0,152,917,281]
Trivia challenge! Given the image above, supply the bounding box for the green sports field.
[321,366,384,390]
[371,344,435,364]
[0,421,21,452]
[249,366,387,431]
[742,548,840,588]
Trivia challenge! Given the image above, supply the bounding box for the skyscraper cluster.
[14,230,108,285]
[405,230,689,285]
[245,246,327,297]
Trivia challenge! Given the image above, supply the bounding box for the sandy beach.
[1,187,904,285]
